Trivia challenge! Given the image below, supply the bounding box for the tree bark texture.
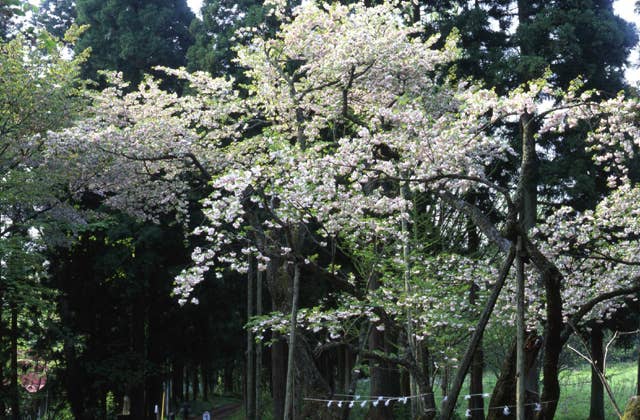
[589,326,605,420]
[487,333,542,420]
[284,264,301,420]
[256,268,263,418]
[440,248,515,420]
[366,271,400,420]
[271,336,287,420]
[247,256,256,420]
[469,346,485,420]
[516,237,526,420]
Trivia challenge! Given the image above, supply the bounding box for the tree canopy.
[4,1,640,419]
[75,0,194,84]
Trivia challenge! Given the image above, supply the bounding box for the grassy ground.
[554,362,636,420]
[206,362,637,419]
[299,362,637,419]
[435,361,636,419]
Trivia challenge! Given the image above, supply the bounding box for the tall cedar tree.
[75,0,194,85]
[187,0,268,77]
[35,0,77,40]
[425,0,637,210]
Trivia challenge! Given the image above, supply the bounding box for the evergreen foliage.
[35,0,76,40]
[187,0,268,77]
[75,0,195,84]
[4,1,640,419]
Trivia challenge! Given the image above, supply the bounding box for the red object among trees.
[20,372,46,393]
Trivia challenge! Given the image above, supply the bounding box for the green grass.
[441,361,637,419]
[554,362,636,420]
[314,362,637,419]
[190,363,637,419]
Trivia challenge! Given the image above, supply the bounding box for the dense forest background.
[3,0,640,419]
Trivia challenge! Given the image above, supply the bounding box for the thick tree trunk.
[487,341,516,420]
[131,294,146,419]
[184,367,190,401]
[60,299,88,419]
[589,326,605,420]
[223,365,234,394]
[266,255,337,419]
[284,264,301,420]
[467,221,485,420]
[440,248,515,420]
[192,366,199,401]
[147,282,164,420]
[366,272,397,420]
[271,336,287,420]
[173,361,184,402]
[487,333,542,420]
[246,256,256,420]
[469,346,485,420]
[295,333,338,419]
[202,365,208,401]
[366,327,397,420]
[341,324,371,420]
[538,267,563,419]
[421,343,437,420]
[515,238,526,420]
[256,269,263,417]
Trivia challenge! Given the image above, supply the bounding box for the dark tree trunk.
[467,252,485,420]
[421,343,437,420]
[440,250,515,420]
[337,346,346,393]
[271,336,287,420]
[192,366,199,401]
[203,363,209,401]
[184,368,190,401]
[60,299,88,420]
[173,361,184,402]
[147,284,164,419]
[131,294,146,419]
[469,346,485,420]
[487,334,542,420]
[294,333,338,419]
[487,341,516,420]
[538,270,563,419]
[283,264,300,420]
[256,268,263,417]
[265,258,337,420]
[589,326,605,420]
[366,274,397,420]
[268,259,287,420]
[400,370,410,396]
[223,365,234,394]
[247,256,256,419]
[365,329,401,420]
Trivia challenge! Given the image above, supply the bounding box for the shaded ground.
[173,396,242,419]
[208,402,242,419]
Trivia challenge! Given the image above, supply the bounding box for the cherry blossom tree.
[45,2,640,418]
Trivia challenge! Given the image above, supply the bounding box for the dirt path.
[206,402,242,419]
